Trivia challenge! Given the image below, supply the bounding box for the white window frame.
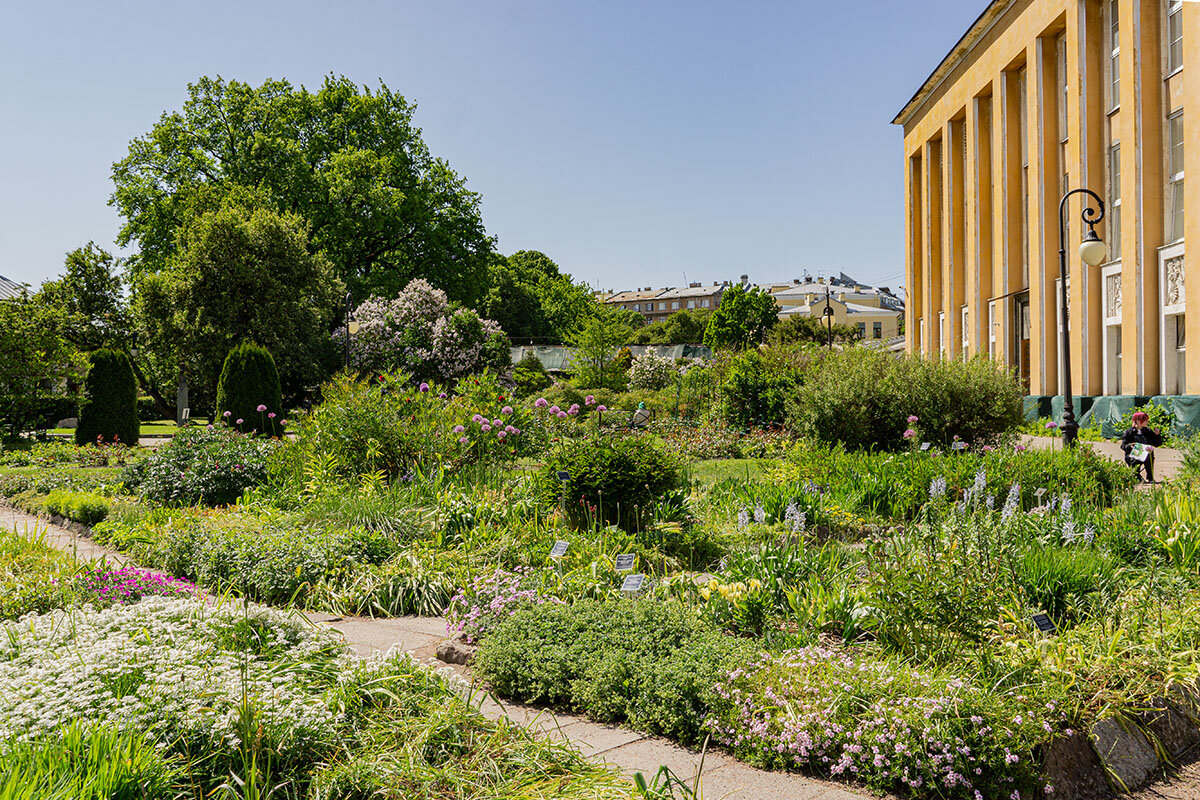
[1167,0,1184,76]
[1109,0,1121,110]
[687,299,695,309]
[671,301,680,310]
[1109,144,1122,255]
[1167,111,1185,243]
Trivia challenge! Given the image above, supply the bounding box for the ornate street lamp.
[822,285,835,349]
[1058,189,1107,447]
[344,292,360,369]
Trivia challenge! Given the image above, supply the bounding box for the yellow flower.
[748,578,762,592]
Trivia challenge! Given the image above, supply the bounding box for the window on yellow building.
[1109,0,1120,108]
[1167,1,1184,75]
[1168,112,1185,242]
[1109,145,1121,254]
[874,322,882,339]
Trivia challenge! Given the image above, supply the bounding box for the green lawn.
[684,458,767,487]
[49,419,203,437]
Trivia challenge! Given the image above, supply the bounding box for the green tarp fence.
[1029,394,1200,438]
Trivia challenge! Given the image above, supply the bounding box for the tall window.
[1110,0,1121,108]
[1019,68,1030,285]
[1110,144,1122,254]
[1058,34,1069,140]
[1168,112,1185,242]
[1168,0,1184,74]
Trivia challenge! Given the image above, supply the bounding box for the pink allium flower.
[472,414,484,424]
[585,395,595,405]
[453,425,465,433]
[459,436,469,444]
[497,431,507,440]
[597,405,607,413]
[983,445,994,452]
[549,405,560,415]
[903,428,916,439]
[206,424,213,431]
[502,405,513,415]
[505,425,516,433]
[513,428,521,435]
[439,392,448,399]
[482,424,492,432]
[557,411,568,419]
[492,418,502,427]
[1046,421,1058,430]
[235,418,243,425]
[907,415,919,423]
[1015,444,1027,452]
[223,411,231,418]
[568,404,580,415]
[280,419,288,426]
[534,397,548,408]
[419,382,430,392]
[256,404,267,412]
[268,412,276,419]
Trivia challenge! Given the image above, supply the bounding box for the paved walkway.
[4,505,869,800]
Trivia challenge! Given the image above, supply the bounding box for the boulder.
[436,636,476,665]
[1140,696,1200,761]
[1041,732,1112,800]
[1089,717,1161,792]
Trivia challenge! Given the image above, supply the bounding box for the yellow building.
[894,0,1196,399]
[771,279,904,340]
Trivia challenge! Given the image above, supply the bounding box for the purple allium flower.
[585,395,595,405]
[534,397,548,408]
[419,382,429,392]
[235,418,243,425]
[907,415,919,423]
[453,425,465,433]
[223,411,231,418]
[512,428,521,435]
[497,430,507,440]
[903,428,916,439]
[1015,444,1027,452]
[557,411,568,419]
[256,404,267,412]
[482,424,492,432]
[568,404,580,415]
[268,412,276,419]
[983,445,993,452]
[597,405,607,413]
[439,392,448,399]
[492,418,503,427]
[502,405,513,415]
[472,414,484,424]
[459,436,469,444]
[206,424,213,431]
[549,405,560,415]
[280,419,287,426]
[1046,421,1058,430]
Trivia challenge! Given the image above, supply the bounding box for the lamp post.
[1057,188,1107,447]
[343,292,360,370]
[822,285,835,349]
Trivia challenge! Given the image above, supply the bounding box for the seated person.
[1120,411,1164,483]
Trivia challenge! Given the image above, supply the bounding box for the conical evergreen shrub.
[75,349,139,446]
[215,341,283,436]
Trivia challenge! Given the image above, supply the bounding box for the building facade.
[772,278,904,340]
[894,0,1197,396]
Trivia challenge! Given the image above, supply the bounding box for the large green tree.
[703,285,779,350]
[34,243,129,351]
[570,309,631,390]
[111,75,494,305]
[482,250,599,343]
[0,294,83,436]
[133,193,343,410]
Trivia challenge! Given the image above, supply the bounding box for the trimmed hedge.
[215,341,282,436]
[75,349,139,446]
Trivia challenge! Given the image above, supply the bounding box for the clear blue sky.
[0,0,984,297]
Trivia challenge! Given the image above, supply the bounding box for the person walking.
[1120,411,1164,483]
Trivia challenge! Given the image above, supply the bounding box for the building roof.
[892,0,1013,127]
[0,274,26,301]
[656,283,726,300]
[605,289,664,303]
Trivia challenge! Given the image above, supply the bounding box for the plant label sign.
[620,573,645,593]
[1034,488,1047,504]
[920,442,932,451]
[1031,613,1057,634]
[951,441,967,451]
[549,541,569,559]
[182,407,191,422]
[615,554,636,572]
[556,470,570,481]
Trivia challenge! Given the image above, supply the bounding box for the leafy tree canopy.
[0,294,83,436]
[570,308,632,390]
[768,313,862,346]
[35,243,129,351]
[703,285,779,350]
[132,191,343,409]
[111,75,494,305]
[482,250,599,343]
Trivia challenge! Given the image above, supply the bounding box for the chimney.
[739,274,749,287]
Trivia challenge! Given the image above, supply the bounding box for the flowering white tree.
[629,351,677,390]
[336,279,505,380]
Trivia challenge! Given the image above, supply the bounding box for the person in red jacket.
[1120,411,1164,483]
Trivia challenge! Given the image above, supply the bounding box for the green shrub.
[1014,546,1116,625]
[788,347,1024,450]
[511,353,552,397]
[75,349,139,446]
[716,349,795,429]
[536,435,684,530]
[215,340,283,436]
[37,489,111,526]
[1118,402,1176,444]
[474,599,754,745]
[124,426,278,506]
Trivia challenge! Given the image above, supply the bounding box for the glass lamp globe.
[348,320,361,335]
[1079,230,1107,267]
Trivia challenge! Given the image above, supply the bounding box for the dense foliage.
[703,284,778,350]
[75,349,139,446]
[214,341,283,436]
[124,425,278,506]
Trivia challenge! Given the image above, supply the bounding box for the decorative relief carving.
[1106,274,1122,319]
[1165,256,1185,307]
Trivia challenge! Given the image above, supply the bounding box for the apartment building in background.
[772,275,905,340]
[894,0,1197,397]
